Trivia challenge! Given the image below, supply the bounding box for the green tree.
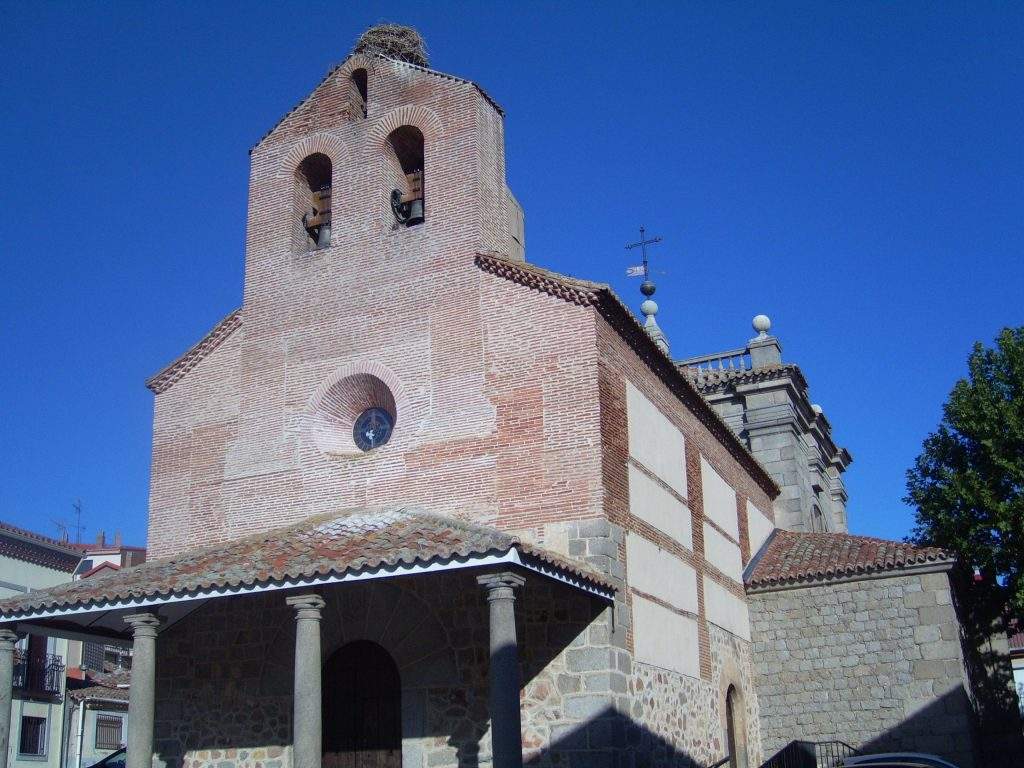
[906,326,1024,614]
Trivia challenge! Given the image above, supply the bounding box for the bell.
[316,222,331,249]
[406,198,424,226]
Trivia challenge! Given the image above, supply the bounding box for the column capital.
[0,627,18,649]
[124,612,162,639]
[286,593,326,620]
[477,570,525,600]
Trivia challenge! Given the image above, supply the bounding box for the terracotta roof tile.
[68,683,130,702]
[0,508,612,619]
[0,521,84,572]
[745,529,953,590]
[145,309,242,394]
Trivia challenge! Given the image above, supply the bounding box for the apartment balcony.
[13,650,64,701]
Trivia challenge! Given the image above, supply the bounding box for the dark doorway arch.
[725,684,748,768]
[323,640,401,768]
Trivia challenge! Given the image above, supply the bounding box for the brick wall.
[148,55,594,559]
[748,568,979,767]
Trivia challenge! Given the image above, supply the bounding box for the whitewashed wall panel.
[700,456,739,539]
[632,595,700,678]
[626,533,698,613]
[628,464,692,550]
[626,382,686,497]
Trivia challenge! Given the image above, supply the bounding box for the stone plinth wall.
[628,625,762,768]
[748,568,978,767]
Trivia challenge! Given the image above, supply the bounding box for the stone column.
[477,572,525,768]
[124,613,162,768]
[0,628,20,768]
[286,593,326,768]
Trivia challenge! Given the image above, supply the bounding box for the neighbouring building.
[0,24,1019,768]
[0,524,77,768]
[679,317,852,534]
[1011,632,1024,717]
[66,532,145,682]
[64,669,130,768]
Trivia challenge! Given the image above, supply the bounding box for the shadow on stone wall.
[856,686,978,767]
[526,705,721,768]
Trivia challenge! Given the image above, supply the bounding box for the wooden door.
[323,641,401,768]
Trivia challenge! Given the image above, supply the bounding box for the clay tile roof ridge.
[0,506,612,619]
[0,521,87,555]
[745,529,954,590]
[474,252,779,499]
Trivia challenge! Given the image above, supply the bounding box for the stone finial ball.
[641,299,658,316]
[811,404,823,415]
[752,314,772,335]
[353,24,429,67]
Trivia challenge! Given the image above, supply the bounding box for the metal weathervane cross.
[625,226,662,281]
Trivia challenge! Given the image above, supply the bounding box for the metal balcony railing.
[13,650,64,700]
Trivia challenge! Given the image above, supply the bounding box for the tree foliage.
[906,327,1024,614]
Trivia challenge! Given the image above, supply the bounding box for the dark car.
[843,754,960,768]
[87,748,125,768]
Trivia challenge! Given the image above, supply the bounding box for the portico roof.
[0,508,614,640]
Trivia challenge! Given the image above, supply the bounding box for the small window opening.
[294,153,332,251]
[350,69,368,119]
[387,126,424,227]
[95,715,123,751]
[19,715,47,756]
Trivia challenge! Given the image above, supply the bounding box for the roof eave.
[0,544,613,627]
[745,556,957,594]
[475,253,781,499]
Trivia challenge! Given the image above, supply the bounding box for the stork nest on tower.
[353,24,429,68]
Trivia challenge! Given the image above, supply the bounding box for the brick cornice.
[146,309,243,394]
[476,252,780,499]
[251,52,503,155]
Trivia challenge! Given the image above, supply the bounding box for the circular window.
[307,372,398,456]
[353,407,394,452]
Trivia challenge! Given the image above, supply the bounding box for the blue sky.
[1,2,1021,548]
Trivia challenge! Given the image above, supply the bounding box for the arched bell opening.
[350,69,368,119]
[294,152,333,251]
[386,125,424,228]
[322,640,401,768]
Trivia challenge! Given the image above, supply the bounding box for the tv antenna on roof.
[71,499,84,544]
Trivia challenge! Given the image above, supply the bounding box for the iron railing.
[761,740,860,768]
[13,650,65,699]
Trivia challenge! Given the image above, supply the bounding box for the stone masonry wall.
[628,625,762,768]
[748,569,978,767]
